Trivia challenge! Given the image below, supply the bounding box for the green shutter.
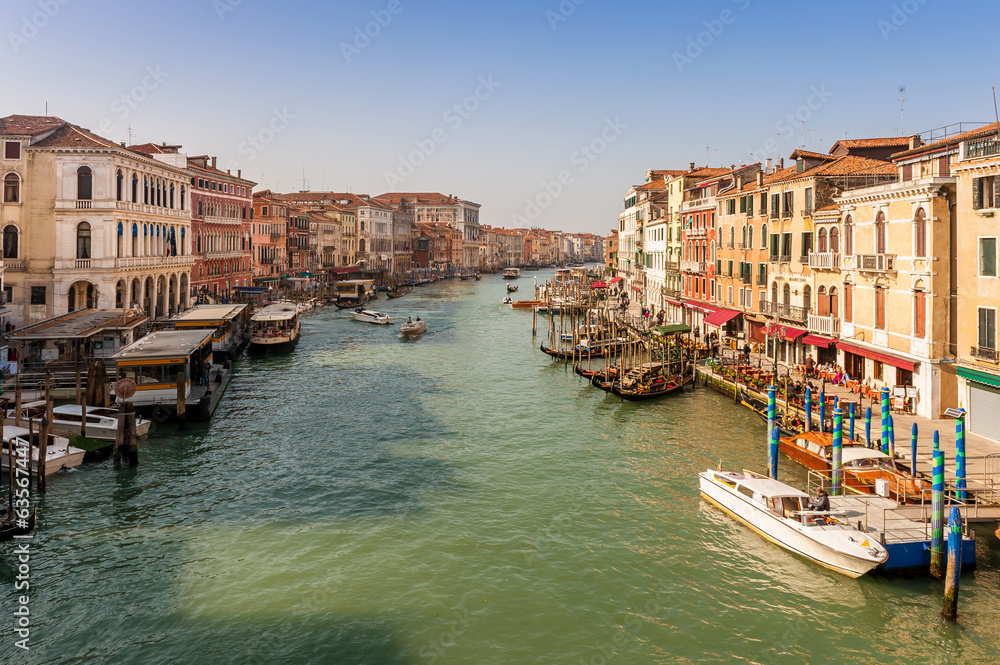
[974,178,983,210]
[983,238,998,277]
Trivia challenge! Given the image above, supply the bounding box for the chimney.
[689,162,695,171]
[226,169,231,174]
[736,176,742,189]
[780,158,784,169]
[909,135,922,150]
[765,158,772,174]
[162,142,166,147]
[238,169,242,178]
[756,171,764,186]
[211,156,217,169]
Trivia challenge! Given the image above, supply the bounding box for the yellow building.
[950,123,1000,440]
[0,115,193,326]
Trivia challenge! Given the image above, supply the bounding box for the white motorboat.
[249,303,301,352]
[352,309,395,325]
[502,267,521,278]
[8,401,151,441]
[399,319,427,336]
[699,468,888,578]
[0,426,86,475]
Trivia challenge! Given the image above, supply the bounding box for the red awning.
[836,341,916,372]
[329,267,356,274]
[609,277,623,284]
[802,334,836,348]
[590,281,608,289]
[631,285,643,292]
[704,308,741,328]
[684,301,715,313]
[765,325,806,341]
[665,299,682,307]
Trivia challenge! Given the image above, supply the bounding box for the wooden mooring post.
[114,402,124,468]
[38,416,48,493]
[125,402,138,466]
[14,382,22,427]
[942,506,963,619]
[176,371,187,431]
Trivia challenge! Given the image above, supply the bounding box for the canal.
[5,271,1000,664]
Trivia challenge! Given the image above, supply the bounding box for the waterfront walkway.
[699,356,1000,505]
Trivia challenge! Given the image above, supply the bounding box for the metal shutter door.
[970,383,1000,442]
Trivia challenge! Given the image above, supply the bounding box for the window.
[4,141,21,160]
[748,226,754,249]
[3,225,18,258]
[3,173,19,203]
[980,237,997,276]
[77,166,93,200]
[817,286,828,316]
[973,176,997,210]
[30,286,45,305]
[914,207,927,258]
[875,286,886,330]
[728,285,734,304]
[844,215,853,255]
[980,307,997,350]
[771,282,778,304]
[805,188,813,215]
[801,232,812,258]
[914,290,926,338]
[116,169,123,201]
[782,191,793,216]
[829,286,839,318]
[760,193,767,214]
[727,199,736,215]
[817,228,828,253]
[803,285,812,314]
[874,212,886,254]
[77,222,92,259]
[844,282,853,323]
[783,283,791,304]
[262,206,269,216]
[132,173,138,202]
[761,224,767,248]
[782,232,792,257]
[874,361,883,382]
[830,227,840,254]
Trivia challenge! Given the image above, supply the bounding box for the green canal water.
[4,272,1000,664]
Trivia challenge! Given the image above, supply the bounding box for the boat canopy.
[735,476,810,498]
[652,324,692,336]
[841,447,892,463]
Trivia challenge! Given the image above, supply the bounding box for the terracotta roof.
[0,114,67,137]
[186,159,256,185]
[830,136,916,150]
[129,142,171,154]
[790,149,835,162]
[813,155,897,177]
[635,180,669,191]
[814,203,840,213]
[30,122,121,150]
[891,122,999,160]
[373,192,462,205]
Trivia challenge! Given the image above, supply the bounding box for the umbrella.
[590,281,608,289]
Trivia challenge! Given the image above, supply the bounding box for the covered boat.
[841,447,930,502]
[699,468,888,577]
[249,303,301,352]
[352,309,395,325]
[779,431,865,473]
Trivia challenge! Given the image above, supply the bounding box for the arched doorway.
[68,280,97,312]
[156,276,166,318]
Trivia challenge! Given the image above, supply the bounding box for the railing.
[770,209,779,220]
[665,260,680,272]
[808,314,841,335]
[760,300,808,323]
[972,346,999,363]
[270,230,283,239]
[779,254,792,264]
[856,253,897,272]
[4,258,25,271]
[114,255,194,268]
[797,255,809,263]
[781,209,792,219]
[258,257,274,265]
[662,287,680,298]
[757,272,767,285]
[741,274,752,285]
[76,200,92,209]
[965,137,1000,159]
[726,242,735,249]
[808,252,841,270]
[736,242,745,249]
[203,250,245,260]
[687,227,707,238]
[74,259,91,269]
[768,254,779,263]
[202,215,243,226]
[801,207,813,217]
[680,260,706,273]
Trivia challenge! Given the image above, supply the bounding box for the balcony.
[801,207,813,218]
[665,260,680,272]
[203,250,245,260]
[687,227,707,238]
[680,260,706,273]
[662,287,680,298]
[258,257,274,265]
[770,209,779,220]
[270,230,283,239]
[808,314,841,336]
[725,242,735,250]
[964,138,1000,160]
[781,209,792,219]
[741,274,752,285]
[75,259,91,269]
[760,300,808,324]
[203,215,243,226]
[4,258,25,271]
[808,252,841,270]
[972,346,999,363]
[778,254,792,264]
[114,255,194,269]
[855,253,897,273]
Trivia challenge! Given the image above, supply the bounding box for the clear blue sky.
[4,0,999,234]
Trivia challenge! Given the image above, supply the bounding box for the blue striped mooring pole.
[910,422,918,479]
[770,426,779,480]
[865,406,872,449]
[931,444,945,579]
[943,506,963,619]
[881,387,890,455]
[956,412,967,501]
[819,391,826,434]
[767,386,777,476]
[849,402,856,442]
[804,387,812,432]
[832,408,844,496]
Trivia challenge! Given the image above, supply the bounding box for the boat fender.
[151,406,170,423]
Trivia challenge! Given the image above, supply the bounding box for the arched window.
[829,227,840,254]
[116,169,123,201]
[761,223,768,248]
[817,286,828,316]
[844,214,853,255]
[783,282,791,305]
[180,186,185,210]
[817,228,828,253]
[741,225,747,248]
[844,282,853,323]
[914,207,927,258]
[132,223,139,256]
[169,184,175,209]
[914,285,926,338]
[77,222,92,259]
[729,226,735,248]
[771,282,778,305]
[77,166,93,200]
[875,211,886,254]
[132,173,138,202]
[803,285,812,314]
[197,231,202,253]
[3,225,18,258]
[748,225,754,250]
[829,286,839,319]
[116,222,123,258]
[3,173,19,203]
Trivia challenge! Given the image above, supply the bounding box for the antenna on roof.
[898,86,906,135]
[45,101,48,116]
[126,125,133,146]
[992,86,1000,140]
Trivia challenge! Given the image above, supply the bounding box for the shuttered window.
[979,308,996,350]
[901,163,912,181]
[914,208,927,258]
[981,237,997,276]
[875,287,886,330]
[939,155,950,177]
[843,284,852,323]
[914,291,926,338]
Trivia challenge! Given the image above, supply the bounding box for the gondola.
[740,389,801,436]
[506,284,518,293]
[590,372,616,392]
[611,375,688,401]
[334,297,368,310]
[0,506,35,543]
[574,365,607,378]
[540,342,623,360]
[386,287,411,299]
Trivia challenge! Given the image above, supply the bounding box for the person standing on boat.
[808,488,830,512]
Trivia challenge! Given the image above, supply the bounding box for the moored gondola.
[611,375,688,401]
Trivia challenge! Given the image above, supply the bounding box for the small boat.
[612,374,688,401]
[502,267,521,279]
[0,506,35,543]
[699,468,888,577]
[506,283,518,293]
[840,447,930,502]
[474,273,481,281]
[386,287,412,299]
[502,296,513,305]
[399,319,427,336]
[8,402,153,441]
[510,300,543,309]
[0,427,86,475]
[779,431,866,473]
[352,309,395,325]
[249,303,301,352]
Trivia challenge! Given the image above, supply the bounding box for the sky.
[4,0,1000,235]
